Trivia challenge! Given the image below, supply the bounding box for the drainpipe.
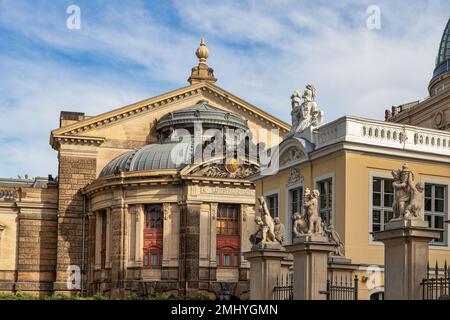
[81,194,89,296]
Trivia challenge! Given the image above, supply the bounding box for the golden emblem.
[225,158,239,173]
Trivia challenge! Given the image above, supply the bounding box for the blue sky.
[0,0,449,178]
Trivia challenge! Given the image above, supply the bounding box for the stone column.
[285,235,336,300]
[110,201,128,298]
[178,201,202,296]
[243,243,288,300]
[372,219,440,300]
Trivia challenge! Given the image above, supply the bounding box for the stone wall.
[54,155,96,293]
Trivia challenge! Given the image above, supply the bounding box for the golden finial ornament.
[195,38,209,64]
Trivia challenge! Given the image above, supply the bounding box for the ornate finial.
[196,38,209,64]
[188,38,217,85]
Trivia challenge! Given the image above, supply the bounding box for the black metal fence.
[422,261,450,300]
[321,275,358,300]
[272,274,293,300]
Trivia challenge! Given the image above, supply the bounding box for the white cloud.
[0,0,449,177]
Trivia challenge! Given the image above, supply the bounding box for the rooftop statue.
[290,85,324,134]
[391,163,424,220]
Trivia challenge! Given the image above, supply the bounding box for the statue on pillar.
[391,163,424,220]
[250,197,285,246]
[292,188,324,237]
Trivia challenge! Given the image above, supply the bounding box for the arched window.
[143,204,163,268]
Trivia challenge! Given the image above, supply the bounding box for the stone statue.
[323,224,345,256]
[293,213,308,237]
[250,197,278,245]
[290,85,324,134]
[303,188,323,235]
[258,196,276,243]
[391,163,424,221]
[292,188,324,238]
[404,174,425,219]
[249,216,264,245]
[274,217,285,244]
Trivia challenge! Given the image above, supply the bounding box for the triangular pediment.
[50,82,290,149]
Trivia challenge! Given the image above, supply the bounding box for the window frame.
[371,176,395,233]
[369,172,395,245]
[315,173,335,227]
[144,204,163,229]
[422,179,449,248]
[216,204,240,236]
[286,183,304,244]
[264,190,280,219]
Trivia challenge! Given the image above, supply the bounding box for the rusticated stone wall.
[16,212,57,295]
[54,155,96,293]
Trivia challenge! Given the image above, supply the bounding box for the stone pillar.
[54,154,96,294]
[243,243,288,300]
[162,203,179,284]
[178,201,202,296]
[372,219,440,300]
[110,200,128,298]
[285,235,336,300]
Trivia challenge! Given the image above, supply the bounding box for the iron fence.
[422,261,450,300]
[272,274,293,300]
[320,275,358,300]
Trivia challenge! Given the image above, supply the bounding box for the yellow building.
[253,18,450,300]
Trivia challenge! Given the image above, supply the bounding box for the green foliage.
[0,292,210,300]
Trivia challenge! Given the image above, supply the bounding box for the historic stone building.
[0,40,288,298]
[254,17,450,300]
[2,18,450,300]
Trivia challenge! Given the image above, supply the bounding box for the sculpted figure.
[404,173,425,219]
[293,213,308,237]
[256,196,276,243]
[249,216,264,245]
[303,188,323,235]
[291,85,324,133]
[391,164,412,219]
[323,224,345,256]
[273,217,285,244]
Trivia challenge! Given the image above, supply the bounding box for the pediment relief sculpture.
[391,163,424,220]
[193,161,257,179]
[280,147,305,166]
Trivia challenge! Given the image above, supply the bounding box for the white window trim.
[314,172,335,226]
[368,172,392,246]
[367,287,385,300]
[421,177,450,250]
[264,189,280,218]
[285,181,304,244]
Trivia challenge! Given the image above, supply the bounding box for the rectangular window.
[424,183,448,246]
[145,204,163,229]
[317,179,333,225]
[371,177,394,233]
[289,187,303,215]
[266,194,279,218]
[216,204,240,235]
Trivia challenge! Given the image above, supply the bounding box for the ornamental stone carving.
[391,163,424,220]
[290,84,324,134]
[0,223,5,240]
[210,202,218,221]
[293,188,324,237]
[249,197,284,246]
[286,168,304,187]
[195,162,257,179]
[323,224,345,257]
[274,217,285,244]
[163,203,172,220]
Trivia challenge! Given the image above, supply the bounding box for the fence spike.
[435,261,439,277]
